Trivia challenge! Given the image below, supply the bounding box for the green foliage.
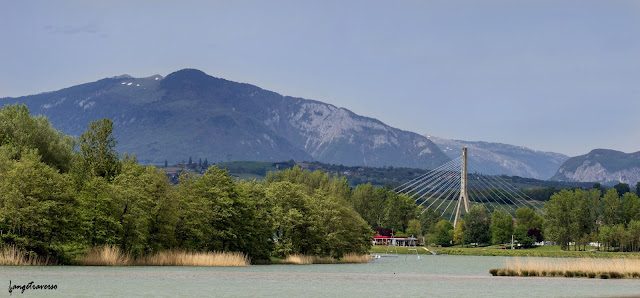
[602,189,622,225]
[383,192,417,233]
[267,181,319,256]
[490,210,513,245]
[453,219,465,245]
[0,104,74,172]
[406,219,422,237]
[593,183,607,196]
[432,220,453,247]
[463,205,490,246]
[311,189,373,257]
[627,220,640,252]
[0,150,82,261]
[544,189,600,251]
[623,192,640,224]
[419,207,442,235]
[515,207,544,232]
[545,190,578,250]
[614,183,631,196]
[351,183,384,228]
[264,167,373,258]
[0,110,378,263]
[76,118,121,180]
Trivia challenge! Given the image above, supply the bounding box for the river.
[2,255,639,297]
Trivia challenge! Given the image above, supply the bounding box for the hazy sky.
[1,1,639,157]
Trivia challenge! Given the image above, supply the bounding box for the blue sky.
[1,0,639,157]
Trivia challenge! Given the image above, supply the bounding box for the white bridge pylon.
[453,147,469,228]
[393,147,544,228]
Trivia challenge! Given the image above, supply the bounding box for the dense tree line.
[3,104,639,263]
[545,188,640,251]
[0,104,374,263]
[425,187,640,252]
[427,205,544,248]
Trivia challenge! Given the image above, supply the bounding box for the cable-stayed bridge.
[394,147,545,227]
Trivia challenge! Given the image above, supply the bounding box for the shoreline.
[370,245,640,259]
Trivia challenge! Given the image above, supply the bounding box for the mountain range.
[2,68,635,183]
[0,69,449,169]
[427,136,569,180]
[551,149,640,185]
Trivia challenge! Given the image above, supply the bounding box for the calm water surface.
[2,255,639,297]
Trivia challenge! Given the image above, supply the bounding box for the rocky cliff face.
[427,136,568,180]
[551,149,640,185]
[0,69,450,168]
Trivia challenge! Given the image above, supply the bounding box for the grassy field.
[431,245,640,259]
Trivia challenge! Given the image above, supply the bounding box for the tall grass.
[280,253,373,264]
[137,250,249,267]
[281,254,318,264]
[490,257,640,279]
[341,253,373,263]
[0,245,51,266]
[281,254,335,264]
[79,246,249,267]
[79,245,133,266]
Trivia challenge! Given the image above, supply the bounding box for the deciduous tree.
[490,209,513,245]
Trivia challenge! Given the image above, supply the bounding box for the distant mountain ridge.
[0,69,450,169]
[551,149,640,185]
[426,136,569,180]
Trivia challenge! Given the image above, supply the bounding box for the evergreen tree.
[592,183,607,196]
[614,183,630,196]
[202,158,209,170]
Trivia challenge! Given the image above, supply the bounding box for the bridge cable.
[393,157,460,193]
[415,172,460,209]
[421,178,460,214]
[469,172,519,214]
[406,161,461,200]
[482,172,545,212]
[394,157,462,193]
[403,159,461,196]
[468,164,544,213]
